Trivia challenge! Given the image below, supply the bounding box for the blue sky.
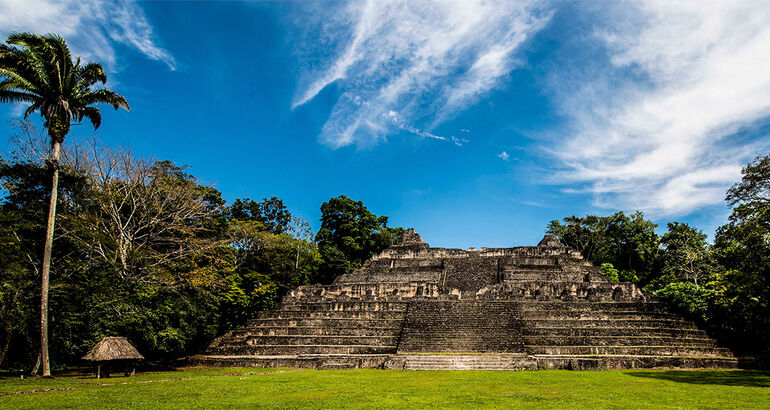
[1,0,769,248]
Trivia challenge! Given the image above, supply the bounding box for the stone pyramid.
[192,229,736,370]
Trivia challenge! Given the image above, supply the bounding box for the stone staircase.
[519,300,737,369]
[195,301,408,368]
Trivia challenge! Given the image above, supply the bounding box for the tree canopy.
[315,195,403,283]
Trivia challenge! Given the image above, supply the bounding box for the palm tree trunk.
[39,140,61,377]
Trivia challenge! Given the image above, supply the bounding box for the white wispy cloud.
[0,0,174,71]
[550,0,770,216]
[293,0,551,148]
[498,151,510,161]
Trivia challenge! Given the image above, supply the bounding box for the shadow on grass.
[626,370,770,387]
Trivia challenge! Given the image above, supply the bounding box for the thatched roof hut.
[82,337,144,362]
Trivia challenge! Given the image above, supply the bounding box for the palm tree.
[0,33,129,376]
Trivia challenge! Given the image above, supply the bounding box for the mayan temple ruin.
[192,229,737,370]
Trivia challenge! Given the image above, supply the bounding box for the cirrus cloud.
[549,0,770,216]
[292,0,552,148]
[0,0,175,71]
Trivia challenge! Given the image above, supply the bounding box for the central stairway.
[397,300,525,353]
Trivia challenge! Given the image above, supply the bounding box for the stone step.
[245,318,404,328]
[503,271,561,277]
[317,362,358,370]
[255,310,407,320]
[382,266,443,273]
[243,321,400,327]
[521,311,680,320]
[526,345,733,357]
[276,302,409,312]
[525,327,708,337]
[208,344,396,356]
[237,326,401,337]
[394,354,537,371]
[503,276,565,282]
[519,301,669,310]
[241,335,399,346]
[534,355,739,370]
[189,353,738,371]
[503,261,560,268]
[502,270,562,277]
[521,336,718,347]
[525,319,698,329]
[189,354,393,370]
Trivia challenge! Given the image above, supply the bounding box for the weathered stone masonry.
[192,230,736,370]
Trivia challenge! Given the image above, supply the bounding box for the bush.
[600,263,619,282]
[654,282,714,323]
[619,269,639,283]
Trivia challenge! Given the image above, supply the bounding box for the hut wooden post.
[97,364,101,380]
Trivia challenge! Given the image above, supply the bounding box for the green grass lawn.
[1,367,769,409]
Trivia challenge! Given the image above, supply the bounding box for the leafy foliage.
[547,211,659,284]
[659,222,713,286]
[315,195,403,283]
[600,263,619,282]
[227,197,292,235]
[654,282,714,323]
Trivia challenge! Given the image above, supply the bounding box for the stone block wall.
[397,300,525,353]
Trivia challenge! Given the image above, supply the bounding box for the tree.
[219,200,320,332]
[659,222,712,286]
[67,145,223,283]
[228,197,292,235]
[547,211,659,283]
[315,196,402,283]
[0,126,93,369]
[710,153,770,356]
[726,154,770,208]
[0,33,129,375]
[546,215,605,261]
[0,207,37,367]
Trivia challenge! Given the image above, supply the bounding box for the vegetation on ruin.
[1,367,770,409]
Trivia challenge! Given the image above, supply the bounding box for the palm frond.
[79,89,130,111]
[0,45,47,92]
[0,87,39,103]
[23,100,42,118]
[76,62,107,88]
[0,68,41,93]
[41,36,68,95]
[7,33,56,85]
[78,106,102,129]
